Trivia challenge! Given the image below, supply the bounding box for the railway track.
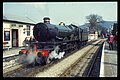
[3,40,98,77]
[3,54,19,62]
[59,40,104,77]
[85,42,103,77]
[3,56,24,74]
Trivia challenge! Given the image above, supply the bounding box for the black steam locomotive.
[34,19,79,42]
[19,17,88,66]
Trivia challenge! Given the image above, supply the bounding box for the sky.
[3,2,117,25]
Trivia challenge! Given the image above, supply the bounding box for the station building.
[3,14,35,49]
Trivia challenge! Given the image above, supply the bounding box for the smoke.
[18,50,37,64]
[57,52,65,59]
[47,46,65,63]
[26,52,37,64]
[48,46,59,59]
[18,54,27,64]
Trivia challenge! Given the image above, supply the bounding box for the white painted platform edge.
[99,42,105,77]
[3,53,19,58]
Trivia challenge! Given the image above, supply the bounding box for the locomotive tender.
[19,17,88,66]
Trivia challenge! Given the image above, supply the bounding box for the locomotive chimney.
[43,17,50,23]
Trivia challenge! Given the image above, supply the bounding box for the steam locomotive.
[18,17,88,66]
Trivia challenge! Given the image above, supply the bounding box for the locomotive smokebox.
[33,17,58,42]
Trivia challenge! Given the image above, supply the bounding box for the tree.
[86,14,103,33]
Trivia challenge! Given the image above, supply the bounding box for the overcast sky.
[3,2,117,25]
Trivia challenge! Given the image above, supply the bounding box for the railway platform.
[3,47,24,58]
[100,41,117,77]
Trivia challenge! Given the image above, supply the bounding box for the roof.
[3,13,36,25]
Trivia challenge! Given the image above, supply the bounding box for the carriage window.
[4,31,10,41]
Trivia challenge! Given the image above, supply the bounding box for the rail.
[86,41,104,77]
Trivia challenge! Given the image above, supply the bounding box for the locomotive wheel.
[36,56,47,65]
[37,52,42,57]
[37,52,47,65]
[40,56,47,65]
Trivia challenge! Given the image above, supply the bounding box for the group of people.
[107,34,117,50]
[23,36,36,48]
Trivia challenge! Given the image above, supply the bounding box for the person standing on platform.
[23,37,29,47]
[108,34,114,50]
[29,36,36,49]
